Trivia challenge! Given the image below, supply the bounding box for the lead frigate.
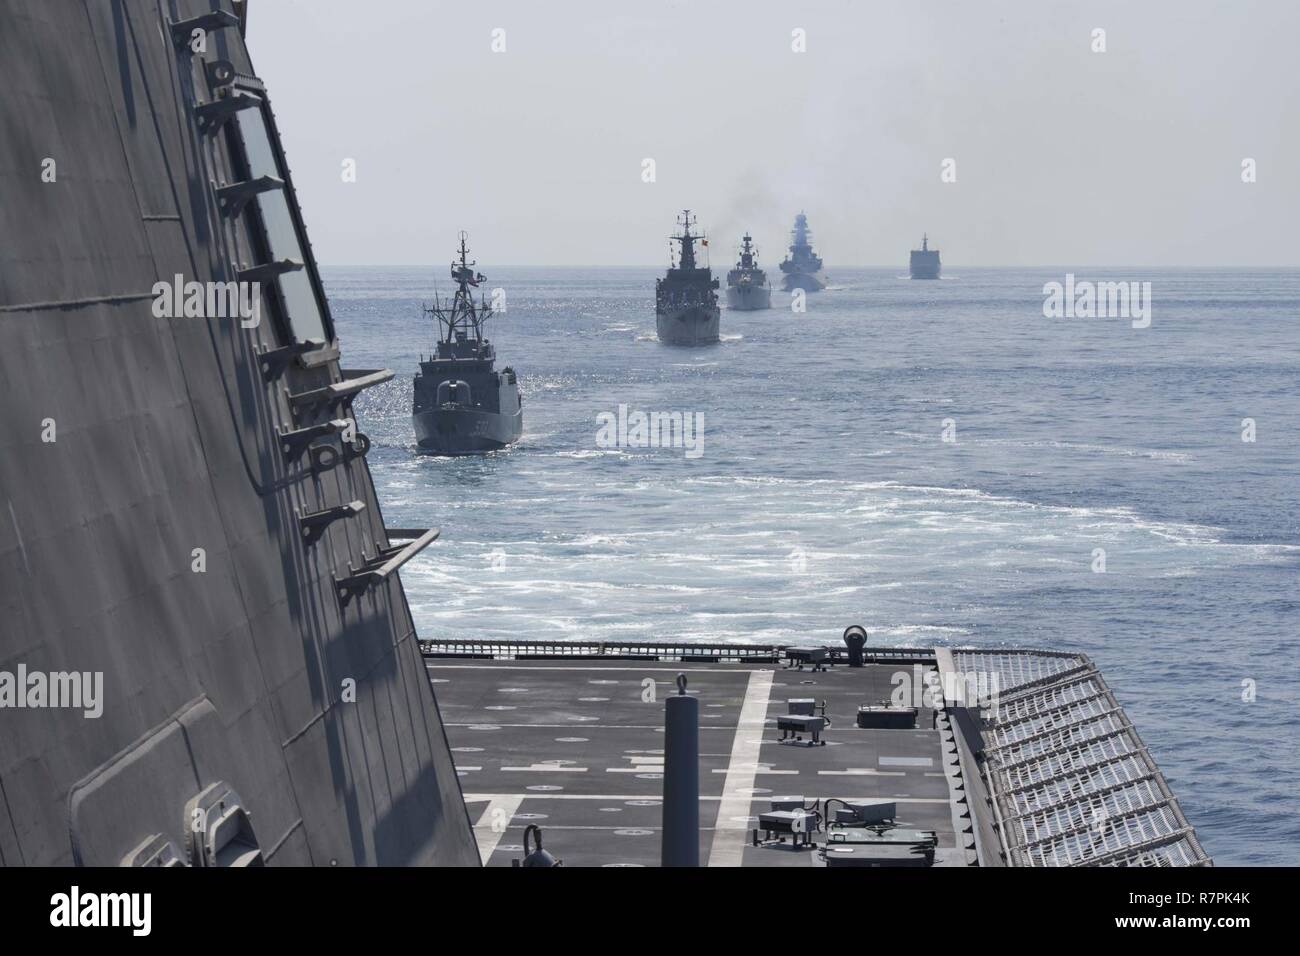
[412,234,523,455]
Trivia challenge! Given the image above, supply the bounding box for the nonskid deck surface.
[428,656,965,867]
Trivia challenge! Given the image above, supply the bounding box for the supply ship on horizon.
[725,233,772,311]
[655,210,721,345]
[412,234,523,455]
[910,234,942,279]
[779,211,827,292]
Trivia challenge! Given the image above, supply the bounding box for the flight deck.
[422,639,1211,868]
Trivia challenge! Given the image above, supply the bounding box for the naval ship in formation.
[779,211,827,292]
[910,234,941,279]
[655,210,721,345]
[412,234,523,454]
[725,233,772,310]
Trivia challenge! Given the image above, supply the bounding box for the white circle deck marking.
[579,697,609,702]
[588,679,619,685]
[468,724,500,731]
[567,715,598,721]
[625,800,660,807]
[636,773,663,780]
[615,829,653,836]
[526,785,562,791]
[484,705,516,711]
[498,687,529,693]
[514,813,548,820]
[599,807,622,813]
[555,737,588,743]
[452,746,484,753]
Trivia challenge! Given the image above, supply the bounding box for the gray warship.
[655,210,721,345]
[725,233,772,311]
[1,0,1211,873]
[412,235,523,455]
[779,211,827,292]
[910,233,942,279]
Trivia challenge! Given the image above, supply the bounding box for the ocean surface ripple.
[327,265,1300,865]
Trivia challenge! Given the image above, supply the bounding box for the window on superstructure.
[227,89,332,345]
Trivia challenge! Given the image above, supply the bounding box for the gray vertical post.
[843,624,867,667]
[661,673,699,867]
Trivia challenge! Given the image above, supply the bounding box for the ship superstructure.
[725,233,772,311]
[779,211,827,292]
[655,210,721,345]
[413,235,522,454]
[910,234,941,279]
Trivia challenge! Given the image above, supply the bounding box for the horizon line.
[319,262,1300,270]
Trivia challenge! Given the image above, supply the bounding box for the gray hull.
[726,283,772,310]
[782,270,827,292]
[910,248,941,279]
[0,0,478,866]
[656,304,720,345]
[414,405,523,454]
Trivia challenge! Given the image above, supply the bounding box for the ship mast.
[425,231,491,346]
[791,211,810,251]
[739,233,757,269]
[670,209,701,270]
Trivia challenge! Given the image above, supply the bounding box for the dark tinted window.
[230,99,329,344]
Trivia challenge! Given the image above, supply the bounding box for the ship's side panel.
[0,0,477,866]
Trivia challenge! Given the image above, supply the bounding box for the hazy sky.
[248,0,1298,267]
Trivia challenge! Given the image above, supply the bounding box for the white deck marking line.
[880,756,933,768]
[464,793,953,805]
[500,766,589,772]
[817,769,906,776]
[471,794,525,864]
[427,664,768,673]
[710,768,797,775]
[707,669,774,867]
[445,722,735,731]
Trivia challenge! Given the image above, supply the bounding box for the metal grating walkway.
[951,649,1211,867]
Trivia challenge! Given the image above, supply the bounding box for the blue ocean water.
[326,265,1300,866]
